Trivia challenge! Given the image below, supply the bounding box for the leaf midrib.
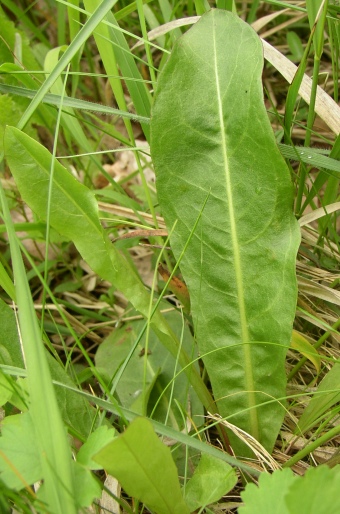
[212,17,258,439]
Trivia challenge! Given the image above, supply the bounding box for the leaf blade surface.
[151,9,300,455]
[94,417,190,514]
[4,125,215,414]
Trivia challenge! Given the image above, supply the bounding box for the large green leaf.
[4,126,214,414]
[151,9,300,456]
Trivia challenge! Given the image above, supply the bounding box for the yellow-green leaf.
[291,330,321,374]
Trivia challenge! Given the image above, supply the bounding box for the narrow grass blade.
[0,192,76,512]
[84,0,152,141]
[16,0,120,130]
[0,83,150,123]
[278,144,340,175]
[0,261,15,301]
[296,362,340,434]
[66,0,82,95]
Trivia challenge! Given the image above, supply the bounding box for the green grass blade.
[283,31,313,143]
[56,385,260,476]
[306,0,329,59]
[136,0,156,86]
[16,0,120,130]
[328,14,339,103]
[0,83,150,123]
[66,0,82,95]
[296,1,329,215]
[296,363,340,434]
[84,0,152,141]
[82,0,137,141]
[278,144,340,176]
[0,261,15,301]
[301,133,340,210]
[0,191,76,513]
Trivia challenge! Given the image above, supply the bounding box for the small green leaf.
[239,468,296,514]
[296,362,340,434]
[77,426,116,470]
[93,417,190,514]
[0,412,41,491]
[72,461,102,508]
[291,330,321,374]
[240,466,340,514]
[183,454,237,512]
